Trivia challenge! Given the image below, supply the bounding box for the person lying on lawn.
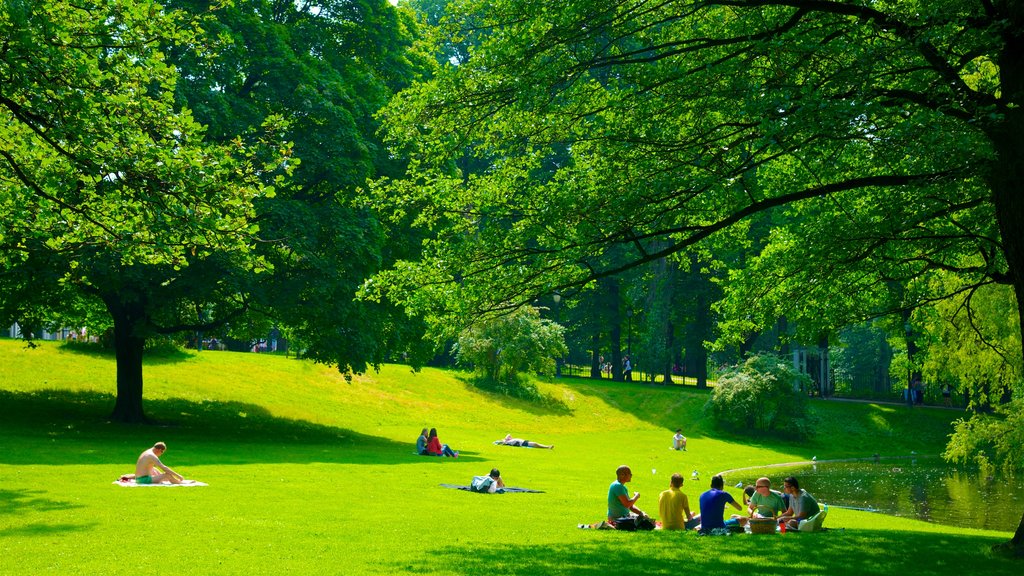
[494,434,553,449]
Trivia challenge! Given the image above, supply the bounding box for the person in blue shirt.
[415,428,429,455]
[698,474,742,532]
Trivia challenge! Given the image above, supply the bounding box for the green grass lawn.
[0,339,1017,575]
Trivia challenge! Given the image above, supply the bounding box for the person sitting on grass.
[608,465,647,527]
[426,428,459,457]
[778,476,821,530]
[135,442,184,485]
[748,476,787,519]
[672,429,687,451]
[416,428,429,455]
[658,473,699,530]
[741,484,756,507]
[697,474,743,533]
[494,434,553,449]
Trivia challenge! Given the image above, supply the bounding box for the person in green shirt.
[747,477,787,518]
[608,465,646,525]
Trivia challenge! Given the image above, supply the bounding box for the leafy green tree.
[920,279,1021,408]
[372,0,1024,549]
[0,0,287,422]
[453,305,566,386]
[164,0,434,375]
[832,322,895,398]
[706,354,814,439]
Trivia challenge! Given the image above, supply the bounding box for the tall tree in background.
[1,0,430,422]
[0,0,286,422]
[165,0,432,375]
[372,1,1024,551]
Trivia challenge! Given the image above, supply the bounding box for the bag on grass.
[635,515,656,531]
[614,516,637,531]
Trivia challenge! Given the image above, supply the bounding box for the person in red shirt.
[426,428,458,457]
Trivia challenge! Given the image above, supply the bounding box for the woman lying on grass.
[494,433,553,449]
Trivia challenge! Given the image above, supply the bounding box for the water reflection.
[731,457,1021,532]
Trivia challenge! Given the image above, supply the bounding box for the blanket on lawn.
[439,483,543,493]
[114,476,207,487]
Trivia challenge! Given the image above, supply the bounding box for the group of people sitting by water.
[603,465,823,533]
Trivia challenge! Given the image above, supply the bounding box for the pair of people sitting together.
[416,428,459,457]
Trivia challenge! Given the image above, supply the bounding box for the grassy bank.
[0,339,1015,575]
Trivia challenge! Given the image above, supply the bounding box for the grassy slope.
[0,340,1016,576]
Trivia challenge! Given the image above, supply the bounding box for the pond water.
[730,457,1022,532]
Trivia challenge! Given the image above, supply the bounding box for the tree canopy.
[0,0,430,422]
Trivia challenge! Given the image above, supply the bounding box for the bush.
[453,306,566,384]
[705,354,816,439]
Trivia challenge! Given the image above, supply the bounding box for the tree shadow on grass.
[398,528,1015,575]
[57,340,195,365]
[0,489,84,515]
[453,373,574,417]
[0,489,93,538]
[0,389,488,466]
[0,522,98,538]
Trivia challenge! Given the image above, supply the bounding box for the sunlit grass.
[0,339,1014,575]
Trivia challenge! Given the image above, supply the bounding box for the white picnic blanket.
[113,479,207,487]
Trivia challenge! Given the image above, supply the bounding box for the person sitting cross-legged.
[697,474,743,533]
[608,465,647,528]
[658,473,700,530]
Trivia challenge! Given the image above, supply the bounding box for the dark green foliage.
[832,322,895,398]
[706,354,815,439]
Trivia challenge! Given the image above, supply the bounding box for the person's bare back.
[134,442,183,484]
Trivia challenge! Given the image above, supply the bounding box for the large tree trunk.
[687,253,711,389]
[103,294,149,423]
[987,16,1024,555]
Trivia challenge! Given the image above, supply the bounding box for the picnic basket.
[748,517,777,534]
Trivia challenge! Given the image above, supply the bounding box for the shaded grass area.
[0,389,421,466]
[0,339,1015,575]
[394,530,1015,576]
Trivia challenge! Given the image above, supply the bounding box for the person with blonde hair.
[494,434,553,449]
[658,473,699,530]
[748,476,787,518]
